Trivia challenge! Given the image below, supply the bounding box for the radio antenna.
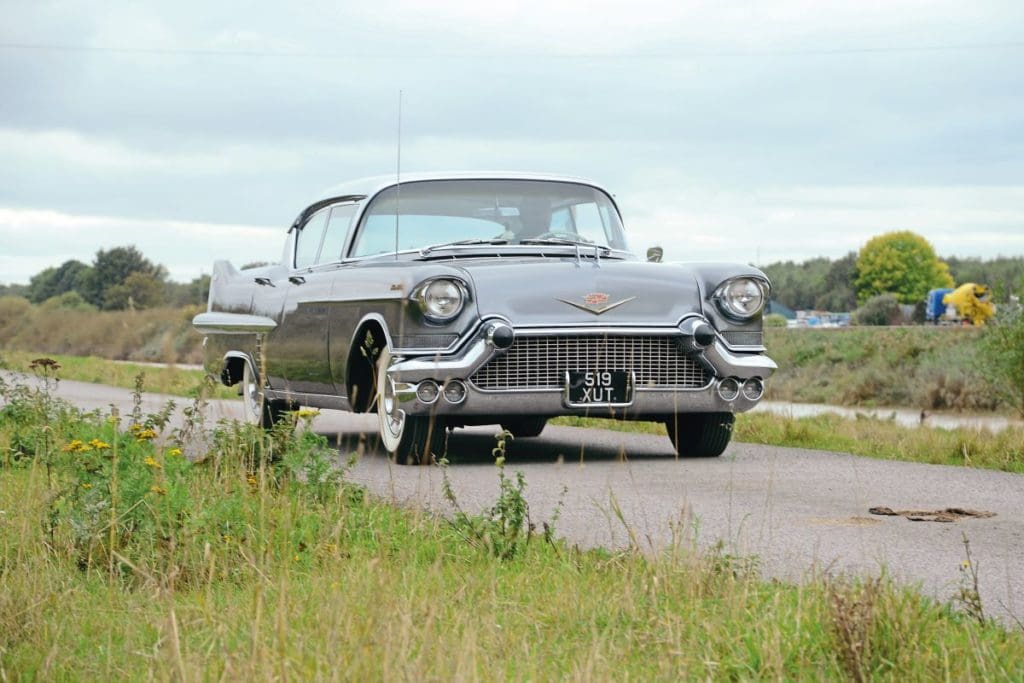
[394,89,402,260]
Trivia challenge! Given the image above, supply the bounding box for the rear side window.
[294,209,329,269]
[318,203,358,264]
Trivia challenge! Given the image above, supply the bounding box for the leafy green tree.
[761,257,831,310]
[979,305,1024,417]
[102,271,166,310]
[26,259,92,303]
[81,246,165,309]
[815,252,858,311]
[855,231,953,304]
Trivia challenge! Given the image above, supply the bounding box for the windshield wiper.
[419,238,509,256]
[519,237,612,254]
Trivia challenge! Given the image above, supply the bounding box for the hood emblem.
[557,292,636,315]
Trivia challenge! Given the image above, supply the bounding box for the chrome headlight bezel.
[412,277,469,323]
[712,276,770,321]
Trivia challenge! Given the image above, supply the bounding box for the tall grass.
[0,296,201,364]
[1,363,1023,679]
[765,326,1004,412]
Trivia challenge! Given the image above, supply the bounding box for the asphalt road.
[11,374,1024,624]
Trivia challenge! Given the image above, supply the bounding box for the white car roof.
[313,171,611,203]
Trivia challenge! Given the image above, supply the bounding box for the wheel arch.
[220,351,257,387]
[345,315,393,413]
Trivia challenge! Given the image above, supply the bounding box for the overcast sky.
[2,1,1023,283]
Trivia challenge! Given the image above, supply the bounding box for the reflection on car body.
[194,172,776,464]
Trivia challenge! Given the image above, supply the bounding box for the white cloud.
[0,128,309,175]
[0,207,281,283]
[622,184,1024,264]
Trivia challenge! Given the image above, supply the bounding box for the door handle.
[288,276,306,285]
[254,277,275,287]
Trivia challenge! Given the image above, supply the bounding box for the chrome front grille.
[471,335,712,391]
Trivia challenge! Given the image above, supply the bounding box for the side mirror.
[646,246,663,263]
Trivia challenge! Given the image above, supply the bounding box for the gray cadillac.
[194,172,776,464]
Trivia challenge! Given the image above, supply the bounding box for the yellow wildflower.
[293,554,300,562]
[134,428,158,441]
[222,534,233,543]
[62,440,84,452]
[143,456,163,469]
[167,447,183,457]
[89,439,111,450]
[149,485,167,495]
[81,483,93,490]
[296,408,320,419]
[79,444,93,452]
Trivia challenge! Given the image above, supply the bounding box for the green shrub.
[764,313,788,327]
[39,291,97,312]
[853,294,903,326]
[979,305,1024,416]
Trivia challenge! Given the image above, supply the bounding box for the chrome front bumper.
[387,317,777,418]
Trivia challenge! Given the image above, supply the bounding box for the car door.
[273,202,358,396]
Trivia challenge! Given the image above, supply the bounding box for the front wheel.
[376,348,447,465]
[241,362,289,429]
[665,412,735,458]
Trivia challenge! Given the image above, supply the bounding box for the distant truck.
[926,284,995,326]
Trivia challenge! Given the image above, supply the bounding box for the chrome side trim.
[264,389,352,412]
[193,312,278,334]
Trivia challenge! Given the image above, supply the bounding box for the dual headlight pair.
[414,274,769,324]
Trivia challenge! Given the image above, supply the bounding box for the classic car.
[194,172,776,464]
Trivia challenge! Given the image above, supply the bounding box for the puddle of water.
[753,401,1022,433]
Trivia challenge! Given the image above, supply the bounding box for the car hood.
[454,258,704,326]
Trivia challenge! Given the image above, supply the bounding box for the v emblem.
[556,295,636,315]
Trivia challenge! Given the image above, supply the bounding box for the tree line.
[0,246,210,310]
[760,232,1024,312]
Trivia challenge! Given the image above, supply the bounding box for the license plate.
[565,370,633,406]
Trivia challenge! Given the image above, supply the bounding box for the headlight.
[414,278,467,322]
[713,277,768,321]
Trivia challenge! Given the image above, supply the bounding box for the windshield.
[350,179,629,257]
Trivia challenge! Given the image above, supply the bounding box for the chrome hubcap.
[242,365,262,423]
[377,349,405,451]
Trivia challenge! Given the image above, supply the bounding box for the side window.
[294,209,329,269]
[318,203,358,264]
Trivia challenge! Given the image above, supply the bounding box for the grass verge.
[2,368,1022,679]
[555,413,1024,474]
